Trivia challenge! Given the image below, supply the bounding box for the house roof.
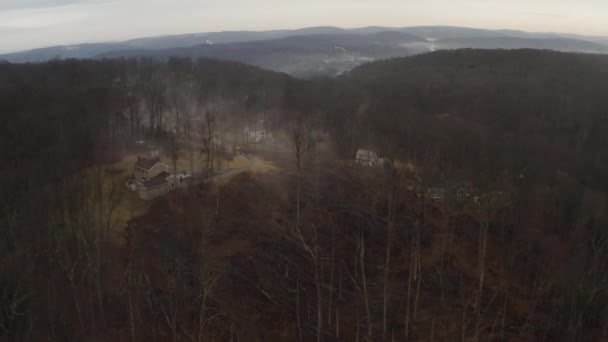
[135,157,162,171]
[142,171,172,190]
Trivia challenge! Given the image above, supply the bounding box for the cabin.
[138,171,176,200]
[133,156,169,181]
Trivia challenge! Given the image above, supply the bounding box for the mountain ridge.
[2,25,607,77]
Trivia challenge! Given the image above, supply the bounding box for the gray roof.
[142,171,172,189]
[135,157,162,171]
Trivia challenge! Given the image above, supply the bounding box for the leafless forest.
[2,49,608,341]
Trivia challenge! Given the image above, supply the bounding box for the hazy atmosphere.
[4,1,608,341]
[2,0,608,53]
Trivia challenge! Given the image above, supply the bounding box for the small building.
[134,156,169,182]
[311,129,329,142]
[452,182,474,199]
[426,187,447,201]
[244,119,274,144]
[355,149,387,167]
[244,127,273,143]
[149,147,160,158]
[422,182,473,202]
[138,171,176,200]
[355,149,378,166]
[133,140,161,158]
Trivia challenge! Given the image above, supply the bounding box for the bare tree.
[296,276,303,341]
[405,221,416,339]
[295,225,322,342]
[474,191,502,341]
[291,113,315,228]
[141,72,167,134]
[182,102,195,180]
[197,266,220,342]
[358,231,372,340]
[170,132,179,199]
[383,155,396,340]
[167,78,186,138]
[327,222,335,327]
[126,91,142,138]
[201,108,217,180]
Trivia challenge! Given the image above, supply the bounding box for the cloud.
[0,0,101,11]
[521,12,563,17]
[0,5,89,30]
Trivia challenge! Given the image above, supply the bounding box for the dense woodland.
[2,49,608,341]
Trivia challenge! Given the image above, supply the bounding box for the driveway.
[176,154,258,187]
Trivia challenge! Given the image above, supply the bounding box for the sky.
[1,0,608,53]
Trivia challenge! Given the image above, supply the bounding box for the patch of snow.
[426,37,437,42]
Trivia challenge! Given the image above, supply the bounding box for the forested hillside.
[2,50,608,341]
[343,49,608,188]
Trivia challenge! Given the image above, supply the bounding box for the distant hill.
[0,26,355,63]
[437,37,608,53]
[0,42,133,63]
[2,25,607,77]
[342,49,608,189]
[399,26,562,39]
[124,26,351,50]
[99,32,429,77]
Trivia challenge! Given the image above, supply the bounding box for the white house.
[129,156,176,200]
[355,149,387,167]
[244,119,274,144]
[244,127,273,143]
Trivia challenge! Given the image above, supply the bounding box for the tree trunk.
[383,180,393,339]
[296,166,301,228]
[328,225,335,326]
[475,221,488,341]
[405,224,416,339]
[296,277,302,341]
[359,233,372,340]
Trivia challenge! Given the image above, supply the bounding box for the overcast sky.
[1,0,608,53]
